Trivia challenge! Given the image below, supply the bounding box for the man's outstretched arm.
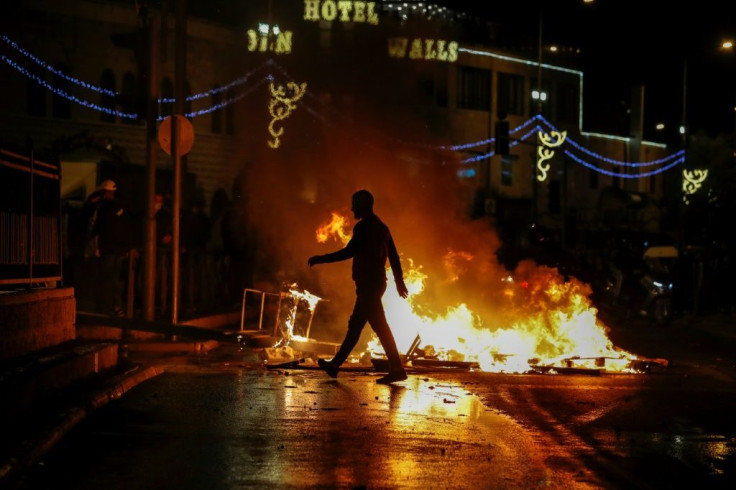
[387,235,408,298]
[308,239,355,267]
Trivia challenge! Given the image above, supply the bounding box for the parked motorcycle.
[600,244,676,326]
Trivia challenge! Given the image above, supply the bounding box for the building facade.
[0,0,678,250]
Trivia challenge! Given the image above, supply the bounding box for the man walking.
[308,190,409,384]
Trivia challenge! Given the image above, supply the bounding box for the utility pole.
[170,0,187,325]
[532,11,543,224]
[142,12,159,322]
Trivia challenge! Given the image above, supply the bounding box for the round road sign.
[158,115,194,156]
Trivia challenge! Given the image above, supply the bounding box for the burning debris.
[254,209,667,376]
[308,211,665,375]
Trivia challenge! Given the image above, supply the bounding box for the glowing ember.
[312,211,639,373]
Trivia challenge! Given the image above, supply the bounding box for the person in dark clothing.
[90,179,132,317]
[154,193,174,316]
[308,189,409,385]
[221,194,255,305]
[181,199,213,310]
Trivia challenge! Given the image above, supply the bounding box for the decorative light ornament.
[536,130,567,182]
[267,81,307,149]
[682,169,709,204]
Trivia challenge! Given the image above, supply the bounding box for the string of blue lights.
[1,34,270,104]
[1,35,685,179]
[536,115,684,167]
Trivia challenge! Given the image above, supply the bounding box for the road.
[9,326,736,490]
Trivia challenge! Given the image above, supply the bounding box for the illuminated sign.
[303,0,379,25]
[247,24,292,54]
[387,38,458,62]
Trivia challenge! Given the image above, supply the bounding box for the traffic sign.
[158,115,194,156]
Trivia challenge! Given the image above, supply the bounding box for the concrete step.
[0,340,119,420]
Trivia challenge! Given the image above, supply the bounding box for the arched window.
[121,71,137,124]
[51,63,71,119]
[26,63,46,116]
[99,69,116,123]
[160,77,174,117]
[211,85,222,133]
[185,81,192,116]
[225,87,235,135]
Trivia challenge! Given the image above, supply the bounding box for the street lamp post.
[532,11,543,223]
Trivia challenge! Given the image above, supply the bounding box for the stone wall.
[0,288,76,361]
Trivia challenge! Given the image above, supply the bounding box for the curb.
[0,364,165,484]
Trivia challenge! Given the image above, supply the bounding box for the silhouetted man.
[308,190,409,384]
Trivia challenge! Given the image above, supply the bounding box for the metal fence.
[0,148,62,286]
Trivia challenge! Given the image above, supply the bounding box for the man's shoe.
[318,358,339,378]
[376,371,407,385]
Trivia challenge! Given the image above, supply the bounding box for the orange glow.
[312,211,639,373]
[316,212,352,244]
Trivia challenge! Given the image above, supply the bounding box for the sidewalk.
[0,357,165,484]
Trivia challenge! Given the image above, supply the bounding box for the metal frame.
[239,287,322,341]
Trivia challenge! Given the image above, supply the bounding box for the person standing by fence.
[90,179,133,317]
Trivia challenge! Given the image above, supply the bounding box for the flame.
[442,250,474,283]
[312,211,639,373]
[316,212,352,244]
[277,283,323,345]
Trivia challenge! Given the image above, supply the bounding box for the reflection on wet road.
[15,369,589,489]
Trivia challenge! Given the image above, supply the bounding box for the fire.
[276,283,323,345]
[312,211,639,373]
[316,212,352,244]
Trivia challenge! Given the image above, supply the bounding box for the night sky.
[443,0,736,139]
[52,0,736,140]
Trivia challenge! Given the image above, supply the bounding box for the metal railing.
[0,148,61,286]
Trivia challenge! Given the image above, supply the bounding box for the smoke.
[228,90,513,342]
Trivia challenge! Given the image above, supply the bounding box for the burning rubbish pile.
[258,211,667,375]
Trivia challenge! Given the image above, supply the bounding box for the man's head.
[99,179,117,198]
[351,189,374,219]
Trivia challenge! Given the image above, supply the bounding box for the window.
[589,167,599,190]
[415,66,448,107]
[435,67,448,107]
[319,20,331,51]
[497,72,524,116]
[457,66,490,111]
[548,180,561,215]
[185,81,192,116]
[99,70,116,123]
[51,63,71,119]
[120,71,137,124]
[26,63,46,116]
[160,77,174,117]
[211,85,222,133]
[555,82,577,125]
[225,87,235,135]
[501,154,516,186]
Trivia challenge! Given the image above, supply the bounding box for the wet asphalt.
[9,312,736,489]
[11,364,584,489]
